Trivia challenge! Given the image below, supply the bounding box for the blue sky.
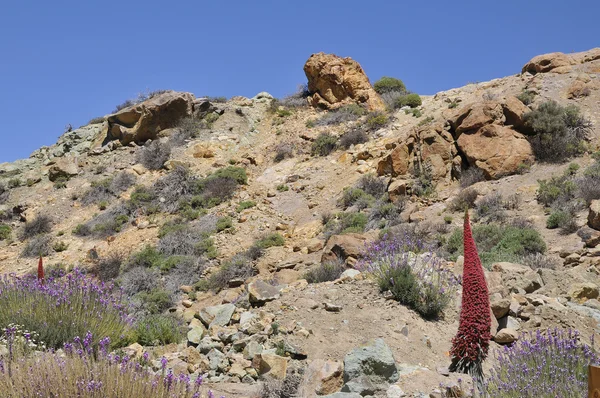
[0,0,598,163]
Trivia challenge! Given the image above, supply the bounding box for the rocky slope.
[1,48,600,397]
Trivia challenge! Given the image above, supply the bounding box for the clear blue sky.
[1,0,598,163]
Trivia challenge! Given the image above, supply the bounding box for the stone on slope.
[107,91,194,144]
[187,325,206,345]
[588,200,600,230]
[494,328,519,344]
[322,233,371,264]
[569,282,599,301]
[522,52,573,74]
[343,338,399,385]
[199,304,235,328]
[456,124,534,179]
[304,52,385,111]
[247,280,282,305]
[48,158,79,181]
[253,353,289,380]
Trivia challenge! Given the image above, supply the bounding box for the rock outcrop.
[304,53,385,111]
[107,91,194,144]
[589,200,600,230]
[522,52,573,75]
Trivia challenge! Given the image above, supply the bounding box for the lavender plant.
[359,235,460,319]
[0,333,219,398]
[485,329,599,398]
[0,269,132,349]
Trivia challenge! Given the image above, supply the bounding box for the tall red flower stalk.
[37,256,44,284]
[449,210,491,388]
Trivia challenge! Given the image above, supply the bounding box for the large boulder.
[450,102,505,134]
[342,339,399,394]
[107,91,194,144]
[304,53,385,111]
[588,200,600,230]
[322,233,371,264]
[456,125,534,179]
[48,157,79,182]
[522,52,573,74]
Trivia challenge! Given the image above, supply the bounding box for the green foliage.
[0,224,11,241]
[129,246,164,269]
[395,93,422,109]
[546,210,570,229]
[197,235,218,259]
[255,233,285,249]
[412,164,436,197]
[324,211,368,237]
[339,187,375,210]
[134,314,184,346]
[537,171,577,207]
[446,223,546,268]
[216,216,233,232]
[523,101,591,162]
[52,241,68,252]
[53,177,67,189]
[237,201,256,212]
[417,116,434,126]
[206,254,255,292]
[276,184,289,192]
[276,108,292,117]
[304,260,346,283]
[366,112,389,129]
[311,133,338,156]
[444,215,453,224]
[136,288,173,314]
[373,77,406,94]
[448,188,478,211]
[7,178,21,189]
[516,90,536,105]
[210,166,248,185]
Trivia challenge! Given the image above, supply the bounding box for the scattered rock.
[248,280,282,305]
[254,353,289,380]
[199,304,236,328]
[343,338,399,388]
[589,200,600,230]
[494,328,519,344]
[569,283,599,301]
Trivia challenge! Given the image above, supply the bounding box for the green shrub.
[53,177,68,189]
[8,178,21,188]
[128,246,164,269]
[276,184,289,192]
[448,188,478,211]
[311,133,338,156]
[516,90,536,106]
[444,215,453,224]
[445,223,546,268]
[366,112,389,129]
[537,172,577,207]
[339,128,369,149]
[52,241,68,252]
[0,224,11,241]
[207,254,255,291]
[255,233,285,249]
[216,216,233,232]
[395,93,422,109]
[304,260,346,283]
[134,314,184,346]
[523,101,591,162]
[412,165,436,197]
[136,288,173,314]
[325,212,368,238]
[373,77,406,94]
[314,104,367,126]
[197,235,218,259]
[211,166,248,185]
[136,140,171,170]
[237,201,256,212]
[339,187,375,210]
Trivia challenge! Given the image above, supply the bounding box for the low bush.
[91,252,123,281]
[537,171,577,207]
[366,200,404,230]
[119,266,161,297]
[546,210,570,229]
[577,157,600,204]
[474,192,506,222]
[0,183,8,204]
[459,167,486,188]
[339,187,375,210]
[412,164,436,197]
[485,329,598,397]
[276,184,289,192]
[152,166,196,213]
[80,205,130,238]
[211,166,248,185]
[394,93,422,109]
[20,214,52,240]
[373,76,406,94]
[255,233,285,249]
[521,253,561,270]
[274,143,294,162]
[136,140,171,170]
[216,216,233,232]
[21,234,52,258]
[169,117,203,146]
[360,236,459,319]
[523,101,591,162]
[207,254,256,292]
[0,224,11,241]
[0,270,132,350]
[339,128,368,149]
[314,104,367,126]
[324,211,368,238]
[134,314,184,346]
[311,133,338,156]
[445,223,546,268]
[516,90,536,105]
[136,288,173,314]
[0,335,216,397]
[365,112,389,130]
[448,188,478,212]
[237,201,256,212]
[304,260,346,283]
[52,241,68,252]
[357,174,387,198]
[7,178,21,189]
[280,84,310,108]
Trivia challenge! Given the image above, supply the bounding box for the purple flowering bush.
[485,329,599,397]
[359,235,460,319]
[0,332,218,398]
[0,269,132,349]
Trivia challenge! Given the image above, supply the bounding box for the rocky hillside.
[1,48,600,397]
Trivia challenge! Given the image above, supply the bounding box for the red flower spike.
[37,255,44,284]
[449,210,491,383]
